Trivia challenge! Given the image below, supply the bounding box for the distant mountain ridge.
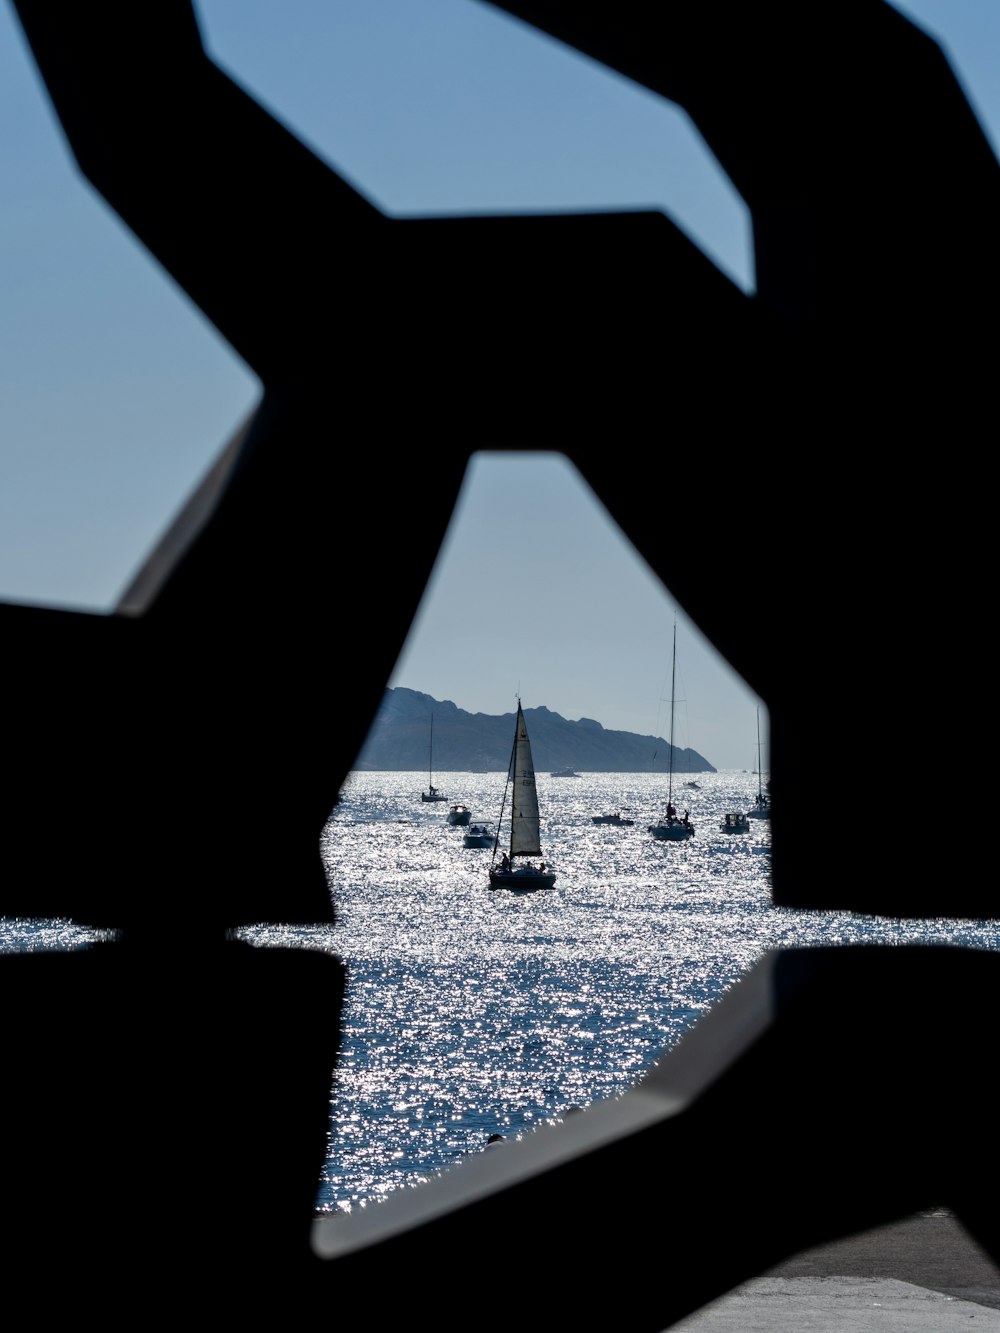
[354,687,716,774]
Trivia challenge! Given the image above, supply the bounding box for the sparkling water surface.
[263,770,999,1215]
[4,769,996,1216]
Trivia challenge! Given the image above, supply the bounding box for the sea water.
[253,770,1000,1214]
[4,770,997,1215]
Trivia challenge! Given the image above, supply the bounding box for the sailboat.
[420,712,447,802]
[747,707,771,819]
[648,623,695,841]
[488,700,556,892]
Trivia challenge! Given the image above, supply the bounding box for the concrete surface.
[672,1276,1000,1330]
[670,1209,1000,1331]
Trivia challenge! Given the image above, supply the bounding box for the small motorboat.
[463,824,494,848]
[591,812,634,826]
[446,804,472,826]
[720,812,751,833]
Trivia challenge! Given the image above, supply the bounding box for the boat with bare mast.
[747,707,770,819]
[648,623,695,842]
[420,712,447,802]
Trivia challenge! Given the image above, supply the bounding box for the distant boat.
[648,622,695,842]
[550,767,580,777]
[720,811,751,833]
[683,780,701,790]
[489,700,556,892]
[446,804,472,826]
[463,823,494,849]
[421,712,447,803]
[747,708,771,820]
[591,812,634,826]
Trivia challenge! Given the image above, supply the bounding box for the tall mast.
[756,707,763,805]
[668,622,677,808]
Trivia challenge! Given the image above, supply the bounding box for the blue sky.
[2,2,996,768]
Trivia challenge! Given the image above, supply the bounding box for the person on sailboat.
[500,852,510,872]
[667,801,677,820]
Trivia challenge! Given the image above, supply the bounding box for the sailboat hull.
[489,866,556,892]
[648,820,695,841]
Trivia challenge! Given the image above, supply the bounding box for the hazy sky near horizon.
[2,2,996,768]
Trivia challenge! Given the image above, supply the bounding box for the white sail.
[489,700,555,892]
[509,702,543,859]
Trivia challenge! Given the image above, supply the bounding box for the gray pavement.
[672,1276,1000,1331]
[669,1209,1000,1332]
